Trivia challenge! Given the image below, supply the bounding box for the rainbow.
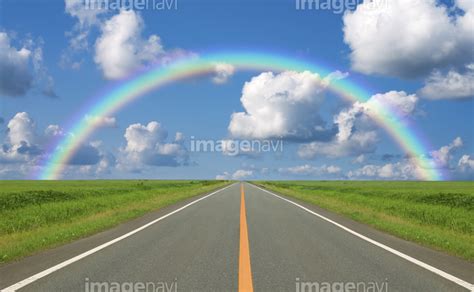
[37,51,444,180]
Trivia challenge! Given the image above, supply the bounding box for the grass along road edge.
[254,181,473,262]
[0,180,231,264]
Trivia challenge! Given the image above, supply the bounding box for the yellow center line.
[239,183,254,292]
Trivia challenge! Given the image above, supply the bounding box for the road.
[1,182,473,291]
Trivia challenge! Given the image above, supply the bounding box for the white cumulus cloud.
[298,91,417,159]
[95,10,164,79]
[349,136,470,180]
[458,155,474,172]
[45,125,64,137]
[94,10,192,79]
[212,63,235,84]
[7,112,37,146]
[63,0,108,53]
[0,32,56,98]
[348,161,418,180]
[216,169,253,180]
[1,112,43,164]
[278,164,341,176]
[430,137,463,168]
[419,64,474,99]
[65,0,106,28]
[120,121,189,168]
[0,33,33,97]
[343,0,473,78]
[0,112,116,177]
[228,71,339,141]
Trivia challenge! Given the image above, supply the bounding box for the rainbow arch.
[37,51,443,180]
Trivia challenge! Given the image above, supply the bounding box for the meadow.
[0,180,229,264]
[256,181,474,261]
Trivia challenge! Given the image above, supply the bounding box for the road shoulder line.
[1,183,236,292]
[249,183,473,291]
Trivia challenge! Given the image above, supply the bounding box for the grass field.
[0,180,230,264]
[255,181,474,261]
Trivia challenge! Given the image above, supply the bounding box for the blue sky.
[0,0,473,180]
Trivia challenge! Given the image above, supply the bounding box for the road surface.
[1,182,473,291]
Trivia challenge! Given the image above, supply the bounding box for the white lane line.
[1,183,236,292]
[250,184,474,291]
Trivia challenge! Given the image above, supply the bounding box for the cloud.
[381,153,402,162]
[430,137,463,168]
[3,113,107,166]
[419,64,474,99]
[303,90,418,158]
[96,151,117,174]
[65,0,106,28]
[0,112,43,164]
[212,63,235,84]
[0,32,57,98]
[430,137,474,179]
[343,0,473,78]
[1,112,115,170]
[298,131,378,159]
[215,172,230,180]
[278,164,341,176]
[85,115,117,128]
[60,141,116,177]
[0,112,118,178]
[363,91,418,118]
[299,91,417,159]
[44,124,64,137]
[0,32,33,96]
[94,10,191,79]
[232,169,253,180]
[120,121,189,168]
[124,121,167,152]
[65,140,116,170]
[348,161,418,180]
[64,2,192,74]
[174,132,185,143]
[94,10,162,79]
[228,71,339,141]
[458,155,474,173]
[348,136,471,180]
[6,112,37,146]
[63,0,108,58]
[353,154,366,164]
[216,169,253,180]
[336,90,417,146]
[68,143,101,165]
[62,1,102,68]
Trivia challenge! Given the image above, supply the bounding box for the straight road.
[1,182,473,291]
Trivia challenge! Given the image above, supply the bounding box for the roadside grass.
[0,180,230,264]
[255,181,474,261]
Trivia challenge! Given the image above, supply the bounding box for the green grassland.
[255,181,474,261]
[0,180,230,264]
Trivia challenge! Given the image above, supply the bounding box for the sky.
[0,0,473,180]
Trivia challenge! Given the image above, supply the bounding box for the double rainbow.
[37,51,443,180]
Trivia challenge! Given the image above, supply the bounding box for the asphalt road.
[1,182,473,291]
